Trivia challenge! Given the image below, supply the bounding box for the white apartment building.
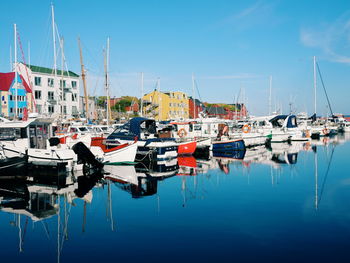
[18,63,80,119]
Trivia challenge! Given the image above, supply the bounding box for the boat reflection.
[104,159,179,198]
[0,134,345,261]
[0,170,104,261]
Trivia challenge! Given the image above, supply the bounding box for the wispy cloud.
[232,1,266,20]
[300,11,350,64]
[213,1,276,31]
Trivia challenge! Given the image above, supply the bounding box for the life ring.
[322,128,328,135]
[242,124,251,133]
[177,128,187,138]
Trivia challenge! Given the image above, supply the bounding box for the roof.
[206,106,227,115]
[28,65,79,78]
[0,72,32,93]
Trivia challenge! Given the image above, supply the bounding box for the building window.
[72,106,78,115]
[48,91,54,101]
[63,92,66,101]
[72,93,77,101]
[36,105,42,114]
[60,80,66,88]
[35,90,42,100]
[71,81,77,88]
[34,77,41,86]
[63,106,67,114]
[48,78,54,87]
[48,105,54,113]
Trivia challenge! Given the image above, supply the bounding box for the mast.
[269,75,272,115]
[313,56,317,115]
[192,73,196,119]
[158,78,161,121]
[140,72,144,117]
[60,37,64,119]
[10,45,12,71]
[104,37,112,126]
[28,41,30,67]
[51,3,58,117]
[14,23,18,119]
[78,37,89,121]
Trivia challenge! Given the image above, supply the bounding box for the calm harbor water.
[1,134,350,263]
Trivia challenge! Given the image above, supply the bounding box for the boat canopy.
[269,115,298,128]
[108,117,156,140]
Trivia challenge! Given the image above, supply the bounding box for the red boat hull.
[177,141,197,155]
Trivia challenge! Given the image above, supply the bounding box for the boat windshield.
[0,128,27,140]
[78,127,89,132]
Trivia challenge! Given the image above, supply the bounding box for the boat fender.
[223,126,229,136]
[242,124,251,133]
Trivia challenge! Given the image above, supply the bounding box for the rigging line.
[316,62,334,117]
[81,40,102,70]
[16,29,37,112]
[41,220,51,239]
[194,79,202,101]
[318,145,336,206]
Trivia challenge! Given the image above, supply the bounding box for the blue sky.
[0,0,349,115]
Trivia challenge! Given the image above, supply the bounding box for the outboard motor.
[72,142,104,175]
[49,137,61,147]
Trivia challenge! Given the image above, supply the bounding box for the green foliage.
[112,96,138,112]
[113,99,130,112]
[96,96,107,107]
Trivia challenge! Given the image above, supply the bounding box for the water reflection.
[0,135,348,262]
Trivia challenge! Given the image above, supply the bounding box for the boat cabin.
[0,118,54,149]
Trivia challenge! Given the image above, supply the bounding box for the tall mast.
[60,37,64,119]
[78,37,89,120]
[269,75,272,115]
[105,37,112,126]
[192,73,196,119]
[14,23,18,120]
[158,78,161,121]
[10,45,12,71]
[51,3,58,117]
[28,41,30,67]
[140,72,144,117]
[313,56,317,115]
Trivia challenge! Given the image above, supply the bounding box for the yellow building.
[142,90,189,121]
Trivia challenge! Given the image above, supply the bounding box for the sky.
[0,0,350,115]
